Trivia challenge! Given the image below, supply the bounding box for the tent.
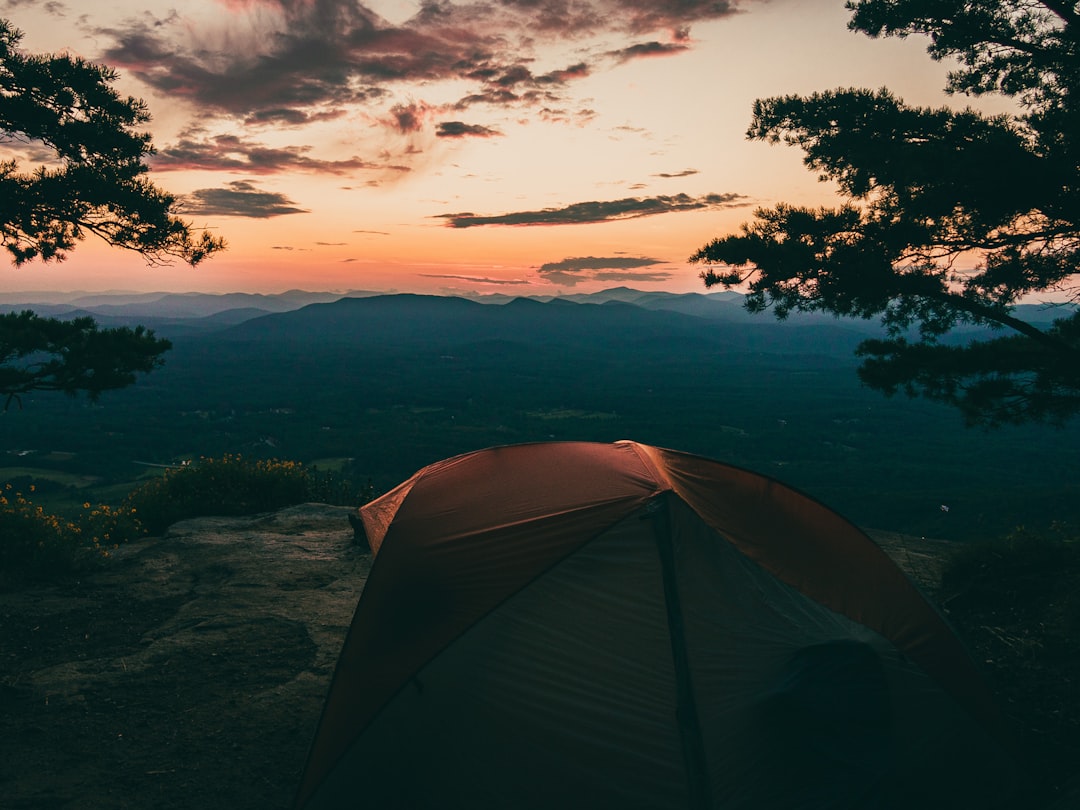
[295,440,1015,809]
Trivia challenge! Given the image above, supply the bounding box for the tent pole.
[649,495,712,810]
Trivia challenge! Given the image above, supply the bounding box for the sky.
[0,0,1009,297]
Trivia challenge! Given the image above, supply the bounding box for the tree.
[0,19,223,266]
[0,311,171,410]
[0,19,224,407]
[690,0,1080,426]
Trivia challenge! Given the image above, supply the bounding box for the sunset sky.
[1,0,1011,297]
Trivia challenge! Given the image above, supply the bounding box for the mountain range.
[1,286,1071,342]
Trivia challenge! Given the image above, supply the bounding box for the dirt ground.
[1,511,1076,809]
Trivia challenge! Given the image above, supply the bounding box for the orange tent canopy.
[296,441,1014,809]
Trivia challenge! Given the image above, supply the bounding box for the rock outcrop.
[2,503,369,810]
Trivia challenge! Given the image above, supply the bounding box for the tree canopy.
[0,311,171,410]
[0,18,223,407]
[690,0,1080,426]
[0,19,223,266]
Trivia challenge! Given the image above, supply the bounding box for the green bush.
[0,484,140,584]
[124,455,310,535]
[3,456,373,584]
[305,467,375,510]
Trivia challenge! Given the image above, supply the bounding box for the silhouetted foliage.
[0,19,223,266]
[691,0,1080,426]
[0,310,171,409]
[0,19,224,406]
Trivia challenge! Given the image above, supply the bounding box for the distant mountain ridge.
[0,289,380,317]
[0,288,1072,343]
[196,293,893,365]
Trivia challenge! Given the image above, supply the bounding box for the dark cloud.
[539,256,663,273]
[353,229,390,235]
[180,181,310,218]
[616,0,739,35]
[537,255,670,286]
[436,192,749,228]
[539,63,590,83]
[315,241,348,245]
[655,168,699,178]
[451,59,591,110]
[243,108,348,127]
[388,101,431,134]
[453,88,549,109]
[150,133,404,175]
[94,0,741,125]
[96,6,392,115]
[436,121,502,138]
[606,41,691,63]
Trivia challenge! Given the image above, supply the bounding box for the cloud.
[539,256,664,273]
[150,133,405,175]
[243,108,348,127]
[94,0,741,125]
[419,273,533,285]
[655,168,699,178]
[180,180,310,218]
[3,0,66,13]
[606,41,691,63]
[541,63,591,83]
[538,106,597,126]
[435,121,502,138]
[537,255,671,286]
[436,192,748,228]
[451,60,593,110]
[387,101,432,134]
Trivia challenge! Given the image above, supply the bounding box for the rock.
[0,503,370,810]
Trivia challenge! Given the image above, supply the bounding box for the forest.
[2,288,1077,542]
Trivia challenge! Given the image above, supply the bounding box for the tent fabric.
[295,440,1015,809]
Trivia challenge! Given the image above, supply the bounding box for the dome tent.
[295,441,1015,809]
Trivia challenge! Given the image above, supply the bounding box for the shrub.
[945,525,1079,641]
[123,455,311,535]
[305,467,375,509]
[4,456,373,583]
[0,484,140,584]
[943,523,1080,642]
[940,524,1080,802]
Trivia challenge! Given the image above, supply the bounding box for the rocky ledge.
[1,503,368,810]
